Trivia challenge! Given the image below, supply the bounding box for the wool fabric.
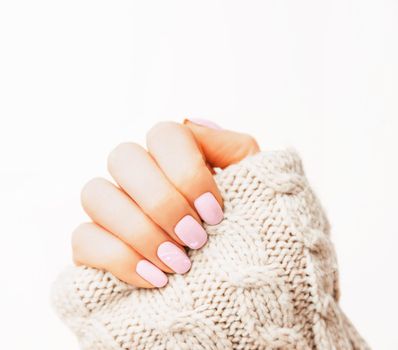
[52,150,369,350]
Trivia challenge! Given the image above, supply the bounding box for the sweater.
[52,149,369,350]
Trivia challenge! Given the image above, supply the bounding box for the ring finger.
[81,177,192,274]
[107,142,208,249]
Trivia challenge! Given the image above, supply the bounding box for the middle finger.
[107,142,208,250]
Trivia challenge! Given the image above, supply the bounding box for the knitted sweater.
[52,150,369,350]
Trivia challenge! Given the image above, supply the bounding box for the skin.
[72,120,260,288]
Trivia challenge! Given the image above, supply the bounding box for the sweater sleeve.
[51,149,369,350]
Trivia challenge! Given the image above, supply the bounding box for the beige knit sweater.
[52,150,369,350]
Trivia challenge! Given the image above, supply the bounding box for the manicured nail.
[136,260,168,288]
[194,192,224,225]
[157,241,192,274]
[174,215,207,249]
[186,118,222,130]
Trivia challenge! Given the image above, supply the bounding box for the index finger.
[146,122,224,226]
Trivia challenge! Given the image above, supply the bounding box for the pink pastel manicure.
[194,192,224,225]
[174,215,207,249]
[186,118,222,130]
[157,242,191,274]
[136,260,168,288]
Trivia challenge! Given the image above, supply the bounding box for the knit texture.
[52,150,369,350]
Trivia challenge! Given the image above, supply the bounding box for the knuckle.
[242,134,260,154]
[176,160,208,191]
[146,121,179,144]
[107,142,143,171]
[80,177,107,207]
[147,190,179,214]
[71,223,91,260]
[146,192,169,213]
[102,244,133,270]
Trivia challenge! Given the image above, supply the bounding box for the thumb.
[183,118,260,169]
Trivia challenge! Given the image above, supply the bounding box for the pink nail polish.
[194,192,224,225]
[174,215,207,249]
[136,260,168,288]
[157,242,191,274]
[186,118,222,130]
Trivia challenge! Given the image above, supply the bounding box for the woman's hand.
[71,119,259,288]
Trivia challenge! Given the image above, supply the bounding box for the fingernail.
[136,260,168,288]
[194,192,224,225]
[157,241,192,274]
[174,215,207,249]
[186,118,222,130]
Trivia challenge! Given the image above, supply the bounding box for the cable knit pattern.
[52,149,369,350]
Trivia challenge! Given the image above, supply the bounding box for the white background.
[0,1,397,349]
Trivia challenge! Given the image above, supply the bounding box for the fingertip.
[136,260,169,288]
[194,192,224,226]
[174,215,208,249]
[183,118,223,130]
[157,241,192,274]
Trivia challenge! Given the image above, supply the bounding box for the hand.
[71,119,259,288]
